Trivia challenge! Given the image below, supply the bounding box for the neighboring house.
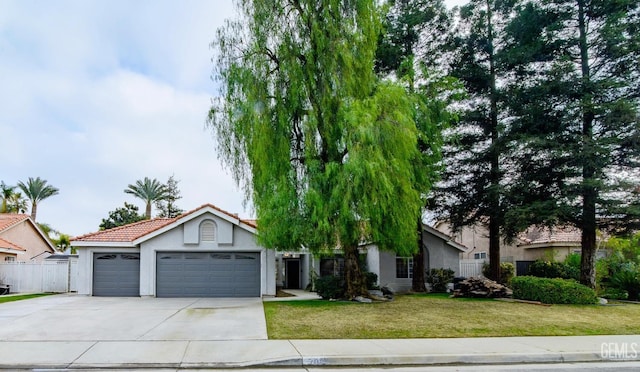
[71,204,276,298]
[434,221,594,275]
[275,224,468,293]
[0,214,55,262]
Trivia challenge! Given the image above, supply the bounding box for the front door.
[285,259,300,289]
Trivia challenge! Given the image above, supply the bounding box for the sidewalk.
[0,335,638,369]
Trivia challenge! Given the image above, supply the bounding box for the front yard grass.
[0,293,53,304]
[264,293,640,339]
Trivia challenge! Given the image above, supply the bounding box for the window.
[4,256,15,262]
[200,220,216,242]
[474,252,487,260]
[320,257,345,278]
[396,256,413,278]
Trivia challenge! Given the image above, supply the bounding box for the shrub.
[426,268,455,292]
[315,275,345,300]
[482,262,515,285]
[599,287,629,300]
[527,260,580,280]
[511,276,598,304]
[364,271,378,290]
[609,263,640,301]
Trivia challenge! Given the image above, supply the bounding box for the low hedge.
[511,276,598,304]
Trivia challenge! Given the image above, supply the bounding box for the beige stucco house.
[0,214,56,262]
[434,221,584,275]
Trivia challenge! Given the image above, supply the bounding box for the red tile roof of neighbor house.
[0,214,30,232]
[0,237,26,251]
[72,203,256,242]
[519,225,582,245]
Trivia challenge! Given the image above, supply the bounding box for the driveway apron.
[0,294,267,341]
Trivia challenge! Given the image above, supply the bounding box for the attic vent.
[200,221,216,242]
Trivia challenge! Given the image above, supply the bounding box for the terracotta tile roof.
[71,218,175,242]
[71,203,256,243]
[242,219,257,228]
[0,214,30,232]
[0,237,26,251]
[519,225,581,245]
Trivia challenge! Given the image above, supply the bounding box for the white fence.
[0,259,78,293]
[459,259,486,278]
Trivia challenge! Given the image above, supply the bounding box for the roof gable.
[71,203,257,246]
[423,224,469,252]
[0,214,56,253]
[0,214,30,232]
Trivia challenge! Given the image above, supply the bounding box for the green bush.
[364,271,379,290]
[426,268,455,292]
[599,287,629,300]
[511,276,598,304]
[315,275,345,300]
[609,263,640,300]
[527,260,580,280]
[482,262,515,285]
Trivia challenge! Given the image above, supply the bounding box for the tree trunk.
[486,0,502,283]
[30,202,38,221]
[145,202,152,219]
[412,220,427,292]
[578,0,597,289]
[343,244,367,299]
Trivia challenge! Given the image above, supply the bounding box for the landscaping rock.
[599,297,608,305]
[381,285,395,296]
[368,289,384,297]
[452,276,513,298]
[354,296,373,303]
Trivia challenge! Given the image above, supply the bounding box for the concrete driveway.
[0,294,267,341]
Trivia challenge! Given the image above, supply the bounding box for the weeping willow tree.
[209,0,441,298]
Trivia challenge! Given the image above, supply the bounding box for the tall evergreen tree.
[209,0,438,298]
[503,0,640,287]
[154,175,184,218]
[432,0,518,282]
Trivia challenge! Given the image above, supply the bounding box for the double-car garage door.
[92,251,260,297]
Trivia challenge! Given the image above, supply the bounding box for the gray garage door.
[93,253,140,296]
[156,252,261,297]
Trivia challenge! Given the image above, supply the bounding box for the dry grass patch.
[264,293,640,339]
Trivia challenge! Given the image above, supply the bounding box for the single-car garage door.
[93,253,140,296]
[156,252,260,297]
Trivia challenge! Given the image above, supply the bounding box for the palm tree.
[124,177,169,219]
[17,177,60,221]
[0,181,15,213]
[8,192,28,214]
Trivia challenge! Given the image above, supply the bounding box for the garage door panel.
[156,252,260,297]
[93,253,140,297]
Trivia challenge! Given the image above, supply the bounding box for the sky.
[1,0,468,237]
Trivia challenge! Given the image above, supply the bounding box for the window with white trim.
[200,220,217,242]
[396,256,413,278]
[474,252,487,260]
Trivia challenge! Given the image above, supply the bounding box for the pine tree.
[503,0,640,287]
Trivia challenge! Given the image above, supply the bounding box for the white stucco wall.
[76,246,140,296]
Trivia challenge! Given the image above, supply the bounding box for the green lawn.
[264,293,640,339]
[0,293,54,304]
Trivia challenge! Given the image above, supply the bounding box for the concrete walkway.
[0,335,638,369]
